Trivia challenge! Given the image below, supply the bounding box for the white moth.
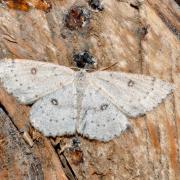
[0,59,174,141]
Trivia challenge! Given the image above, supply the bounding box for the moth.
[0,59,174,141]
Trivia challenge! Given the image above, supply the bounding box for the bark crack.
[133,1,158,178]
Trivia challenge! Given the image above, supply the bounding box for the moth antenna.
[99,62,119,71]
[69,66,90,71]
[70,66,96,72]
[69,66,82,70]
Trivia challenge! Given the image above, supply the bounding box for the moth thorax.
[77,70,86,81]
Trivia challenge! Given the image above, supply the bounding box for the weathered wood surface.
[0,0,179,179]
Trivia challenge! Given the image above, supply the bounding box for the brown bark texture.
[0,0,179,179]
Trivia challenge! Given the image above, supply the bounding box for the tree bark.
[0,0,179,179]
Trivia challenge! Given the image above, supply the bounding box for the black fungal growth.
[71,137,81,149]
[73,50,95,68]
[88,0,104,11]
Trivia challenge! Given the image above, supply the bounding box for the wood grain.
[0,0,179,179]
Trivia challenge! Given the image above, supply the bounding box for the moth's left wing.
[30,83,77,137]
[0,59,74,104]
[90,71,174,117]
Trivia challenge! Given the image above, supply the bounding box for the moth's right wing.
[90,71,174,117]
[0,59,74,104]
